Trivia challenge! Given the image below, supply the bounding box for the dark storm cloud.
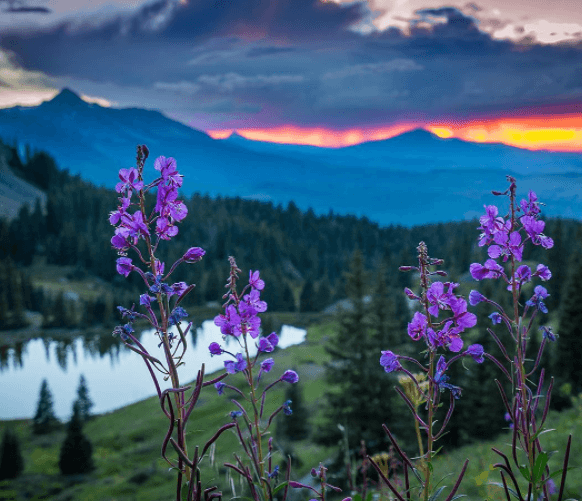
[2,1,582,128]
[0,0,51,14]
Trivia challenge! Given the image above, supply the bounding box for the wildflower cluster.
[467,176,570,501]
[206,258,301,501]
[109,148,572,501]
[376,241,481,500]
[373,176,571,501]
[110,146,305,501]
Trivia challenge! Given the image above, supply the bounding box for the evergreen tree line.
[2,140,580,318]
[0,375,95,480]
[0,258,36,330]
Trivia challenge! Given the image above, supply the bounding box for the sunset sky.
[1,0,582,150]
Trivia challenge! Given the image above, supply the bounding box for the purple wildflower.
[258,336,275,353]
[182,247,206,263]
[116,257,133,277]
[526,285,549,313]
[260,357,275,373]
[281,370,299,383]
[168,306,188,326]
[215,382,226,395]
[224,353,247,374]
[230,410,243,420]
[489,312,502,325]
[268,466,280,479]
[469,290,487,306]
[408,312,428,341]
[434,356,462,399]
[111,227,131,250]
[154,156,183,187]
[534,264,552,281]
[488,231,524,262]
[470,259,505,280]
[214,305,241,337]
[209,342,223,355]
[155,217,178,240]
[242,289,267,313]
[539,325,557,342]
[139,294,155,305]
[283,399,293,415]
[519,191,540,216]
[116,167,143,194]
[380,350,402,373]
[249,270,265,290]
[426,281,453,317]
[465,344,485,363]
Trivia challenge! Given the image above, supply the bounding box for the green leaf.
[428,486,447,501]
[271,481,289,496]
[518,465,531,482]
[427,461,434,473]
[532,452,549,484]
[529,428,556,443]
[488,482,521,500]
[548,466,578,481]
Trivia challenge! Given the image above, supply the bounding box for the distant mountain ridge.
[1,88,581,226]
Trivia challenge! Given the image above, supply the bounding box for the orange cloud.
[207,123,420,148]
[208,114,582,152]
[427,114,582,152]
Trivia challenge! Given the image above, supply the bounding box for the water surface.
[0,321,306,421]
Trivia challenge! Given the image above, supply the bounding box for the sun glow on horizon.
[207,114,582,152]
[207,123,420,147]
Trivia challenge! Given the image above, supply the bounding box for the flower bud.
[183,247,205,263]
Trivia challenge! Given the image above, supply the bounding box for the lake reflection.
[0,321,306,421]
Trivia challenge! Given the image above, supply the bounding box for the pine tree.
[58,401,94,475]
[315,251,399,454]
[32,379,59,434]
[75,375,94,422]
[0,428,24,480]
[277,373,309,441]
[553,248,582,408]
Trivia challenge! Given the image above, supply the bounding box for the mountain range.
[1,88,581,226]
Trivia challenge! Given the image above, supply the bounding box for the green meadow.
[1,319,580,500]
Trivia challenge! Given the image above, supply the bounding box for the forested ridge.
[1,139,581,318]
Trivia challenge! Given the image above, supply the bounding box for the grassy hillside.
[1,319,580,500]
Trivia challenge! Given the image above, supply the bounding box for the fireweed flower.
[215,382,226,395]
[469,290,487,306]
[281,370,299,383]
[116,167,143,194]
[283,400,293,415]
[154,156,183,187]
[182,247,205,263]
[470,259,505,281]
[380,350,402,373]
[488,231,524,262]
[408,311,428,340]
[434,356,462,399]
[116,257,133,277]
[249,270,265,290]
[540,325,557,342]
[465,344,485,363]
[526,285,549,313]
[224,353,247,374]
[489,312,502,325]
[534,264,552,281]
[257,332,279,352]
[209,342,223,355]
